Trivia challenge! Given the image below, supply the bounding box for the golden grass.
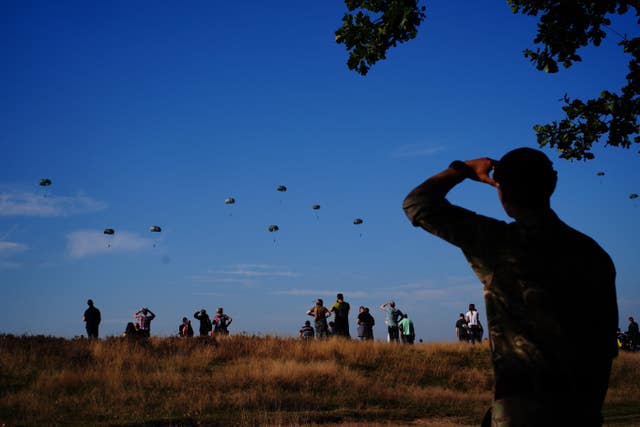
[0,334,638,426]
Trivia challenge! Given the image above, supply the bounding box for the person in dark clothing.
[404,148,618,426]
[329,293,351,338]
[193,309,212,337]
[83,299,101,338]
[627,317,639,350]
[356,306,375,340]
[455,313,468,342]
[179,317,194,337]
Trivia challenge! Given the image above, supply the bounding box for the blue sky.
[1,1,638,341]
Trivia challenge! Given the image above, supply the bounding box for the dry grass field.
[0,334,639,426]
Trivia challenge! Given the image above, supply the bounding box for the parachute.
[276,185,287,192]
[312,204,320,210]
[39,178,52,197]
[630,193,638,199]
[353,218,364,237]
[224,197,235,205]
[103,228,115,248]
[149,225,161,247]
[268,224,279,243]
[596,172,605,177]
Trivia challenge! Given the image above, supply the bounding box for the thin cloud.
[0,241,28,254]
[273,289,369,299]
[391,144,445,159]
[0,190,106,217]
[0,261,22,269]
[66,230,153,258]
[209,265,298,278]
[192,264,298,288]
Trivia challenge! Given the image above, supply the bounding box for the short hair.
[87,299,93,306]
[305,320,311,326]
[493,147,557,208]
[337,293,344,300]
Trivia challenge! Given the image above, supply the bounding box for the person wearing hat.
[307,298,330,339]
[403,147,618,426]
[83,299,101,338]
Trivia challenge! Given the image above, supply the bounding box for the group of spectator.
[189,307,233,337]
[299,295,416,344]
[81,300,233,339]
[455,304,484,344]
[123,307,156,338]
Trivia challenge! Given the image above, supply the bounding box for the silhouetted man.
[404,148,618,426]
[83,299,101,338]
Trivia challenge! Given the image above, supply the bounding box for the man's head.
[217,307,223,314]
[305,320,311,326]
[630,317,635,323]
[469,303,475,311]
[87,299,93,306]
[389,301,396,308]
[316,298,323,305]
[337,293,344,301]
[459,313,465,318]
[492,147,557,214]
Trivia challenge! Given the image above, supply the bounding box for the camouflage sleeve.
[403,192,507,269]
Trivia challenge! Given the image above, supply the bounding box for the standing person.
[403,148,618,426]
[380,301,403,342]
[213,307,233,335]
[628,317,639,350]
[83,299,101,339]
[179,317,194,337]
[299,320,315,340]
[356,306,375,340]
[329,293,351,338]
[134,307,156,337]
[307,298,330,339]
[364,307,375,340]
[193,309,212,337]
[398,313,416,344]
[455,313,468,342]
[465,304,482,344]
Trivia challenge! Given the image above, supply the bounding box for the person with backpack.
[380,301,403,342]
[329,293,351,338]
[193,309,212,337]
[213,307,233,335]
